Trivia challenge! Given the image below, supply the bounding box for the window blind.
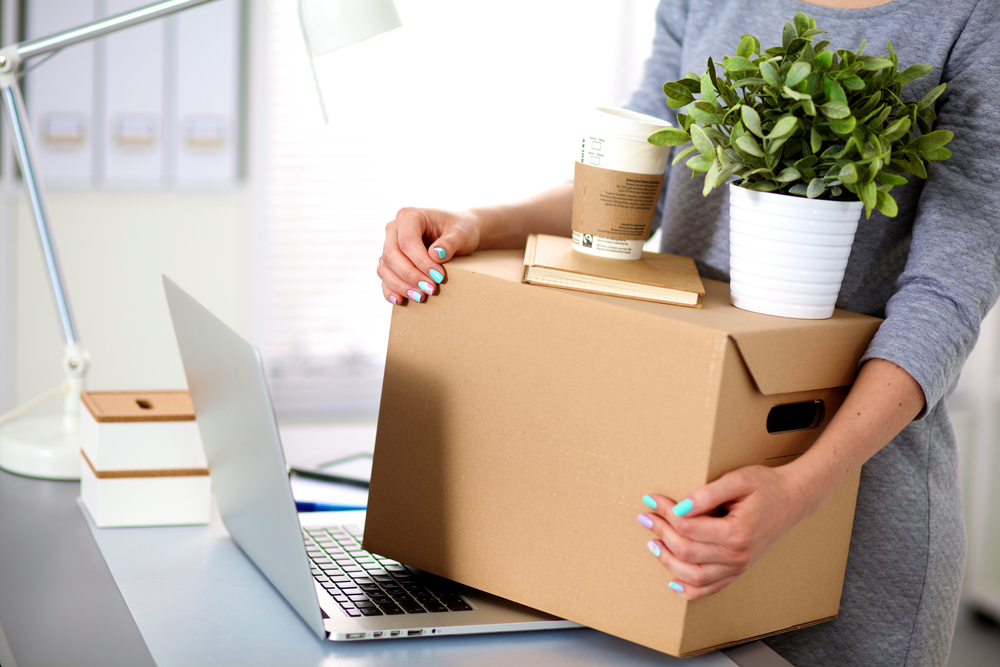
[260,0,658,418]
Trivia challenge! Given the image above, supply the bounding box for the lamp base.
[0,416,81,480]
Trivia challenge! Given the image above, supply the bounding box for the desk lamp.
[0,0,401,480]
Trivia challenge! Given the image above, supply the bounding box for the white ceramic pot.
[728,183,864,320]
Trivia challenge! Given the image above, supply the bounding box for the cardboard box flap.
[447,251,882,396]
[727,317,882,395]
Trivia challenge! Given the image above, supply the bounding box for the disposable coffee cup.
[571,107,673,259]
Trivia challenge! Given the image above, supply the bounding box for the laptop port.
[372,632,383,638]
[390,631,400,637]
[408,630,423,637]
[347,633,365,639]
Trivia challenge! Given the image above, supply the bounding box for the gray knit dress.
[625,1,1000,665]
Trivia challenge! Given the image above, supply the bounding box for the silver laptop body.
[163,275,579,641]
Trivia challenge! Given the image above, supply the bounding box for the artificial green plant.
[647,12,954,218]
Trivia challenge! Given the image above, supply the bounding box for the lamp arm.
[11,0,217,62]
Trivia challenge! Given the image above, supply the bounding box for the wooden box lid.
[81,390,195,423]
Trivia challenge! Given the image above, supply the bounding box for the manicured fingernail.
[429,269,444,283]
[637,513,654,529]
[642,495,657,510]
[390,295,398,306]
[433,247,446,260]
[673,498,693,517]
[407,290,423,303]
[669,581,685,594]
[418,281,435,295]
[647,540,661,557]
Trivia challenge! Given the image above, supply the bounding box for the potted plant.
[647,12,953,319]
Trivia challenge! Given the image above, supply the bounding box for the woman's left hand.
[638,462,815,600]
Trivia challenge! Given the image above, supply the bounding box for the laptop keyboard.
[303,524,473,618]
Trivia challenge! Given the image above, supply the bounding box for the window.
[258,0,658,419]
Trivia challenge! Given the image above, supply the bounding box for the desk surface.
[0,423,792,667]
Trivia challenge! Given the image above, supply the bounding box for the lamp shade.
[299,0,401,57]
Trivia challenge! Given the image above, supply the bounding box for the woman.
[376,1,1000,664]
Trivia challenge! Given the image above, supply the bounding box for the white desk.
[0,423,792,667]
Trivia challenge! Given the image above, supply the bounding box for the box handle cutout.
[136,399,153,410]
[767,400,824,433]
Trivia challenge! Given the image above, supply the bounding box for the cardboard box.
[80,390,211,527]
[364,249,883,657]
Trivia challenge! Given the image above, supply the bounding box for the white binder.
[24,0,99,188]
[170,0,242,187]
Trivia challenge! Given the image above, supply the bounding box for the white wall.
[2,188,253,417]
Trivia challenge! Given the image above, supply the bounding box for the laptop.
[163,275,579,641]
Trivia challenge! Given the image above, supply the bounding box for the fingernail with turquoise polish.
[637,514,654,530]
[407,289,423,303]
[673,498,693,517]
[669,581,685,594]
[433,247,446,260]
[642,495,657,510]
[429,269,444,284]
[418,281,435,295]
[647,540,661,557]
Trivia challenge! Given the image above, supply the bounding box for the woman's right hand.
[378,206,485,305]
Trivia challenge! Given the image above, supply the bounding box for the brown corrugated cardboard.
[364,249,882,657]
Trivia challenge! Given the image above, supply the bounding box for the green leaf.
[740,34,761,56]
[775,167,801,182]
[788,183,809,196]
[838,163,859,185]
[798,98,817,116]
[875,172,908,186]
[907,152,928,179]
[741,106,764,138]
[767,115,799,139]
[783,86,812,101]
[858,181,877,217]
[747,180,780,192]
[819,101,851,119]
[785,62,812,88]
[921,147,953,161]
[686,155,715,172]
[734,77,767,88]
[830,115,857,135]
[716,145,731,167]
[894,63,933,85]
[841,75,865,91]
[910,129,954,151]
[671,145,698,165]
[700,72,718,109]
[806,178,826,198]
[723,56,758,72]
[703,161,722,196]
[690,125,716,157]
[815,50,833,69]
[759,61,781,89]
[882,117,911,143]
[782,21,796,51]
[662,81,696,105]
[919,83,946,110]
[861,57,893,71]
[735,134,765,157]
[876,190,899,217]
[793,12,811,36]
[823,76,847,105]
[810,127,823,153]
[737,35,756,59]
[687,105,724,126]
[648,127,692,147]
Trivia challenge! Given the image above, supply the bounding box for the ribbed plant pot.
[728,183,864,320]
